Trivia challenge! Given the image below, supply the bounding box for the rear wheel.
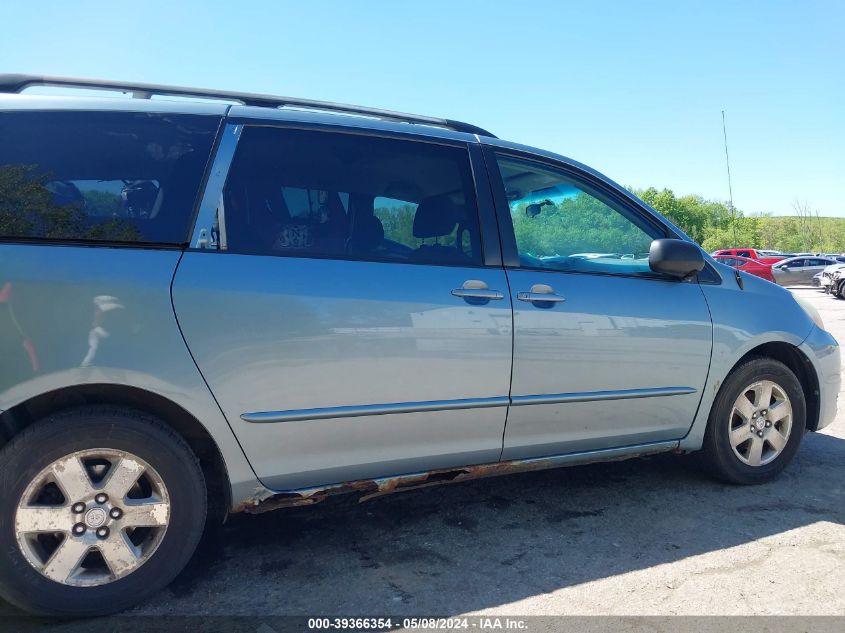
[0,407,206,616]
[700,358,805,484]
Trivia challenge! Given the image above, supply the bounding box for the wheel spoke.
[43,537,91,583]
[16,506,68,533]
[768,402,791,423]
[747,436,764,466]
[756,382,773,409]
[98,532,140,577]
[734,397,755,421]
[730,424,751,448]
[767,430,788,453]
[102,457,145,501]
[121,501,169,527]
[51,455,95,502]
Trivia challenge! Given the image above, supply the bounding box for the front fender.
[680,268,816,450]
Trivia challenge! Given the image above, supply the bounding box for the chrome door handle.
[451,280,504,301]
[452,289,505,300]
[517,283,566,304]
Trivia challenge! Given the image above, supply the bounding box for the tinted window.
[222,127,482,265]
[496,155,661,275]
[786,259,806,268]
[737,251,752,258]
[0,111,219,243]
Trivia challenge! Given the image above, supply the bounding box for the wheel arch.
[733,341,820,431]
[0,383,231,524]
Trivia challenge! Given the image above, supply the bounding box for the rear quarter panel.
[0,244,258,499]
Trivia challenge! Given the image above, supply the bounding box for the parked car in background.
[712,248,787,265]
[819,263,845,293]
[828,268,845,298]
[757,249,792,258]
[0,75,840,617]
[771,256,839,286]
[713,255,774,282]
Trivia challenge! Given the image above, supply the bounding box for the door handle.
[451,280,504,301]
[517,283,566,304]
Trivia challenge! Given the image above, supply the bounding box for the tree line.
[636,187,844,253]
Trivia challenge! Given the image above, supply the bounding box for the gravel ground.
[8,287,845,621]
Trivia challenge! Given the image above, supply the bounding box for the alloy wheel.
[14,449,170,587]
[728,380,793,467]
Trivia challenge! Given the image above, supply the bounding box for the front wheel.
[700,358,805,484]
[0,407,207,616]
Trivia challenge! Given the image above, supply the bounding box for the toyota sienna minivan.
[0,74,839,616]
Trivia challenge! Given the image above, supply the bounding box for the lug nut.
[94,493,108,504]
[761,410,767,416]
[109,507,122,520]
[752,412,758,419]
[765,421,772,428]
[757,431,764,438]
[71,502,86,514]
[95,526,109,539]
[72,523,86,535]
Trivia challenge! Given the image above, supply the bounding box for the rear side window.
[0,111,220,244]
[221,127,482,266]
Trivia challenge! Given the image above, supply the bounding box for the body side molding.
[241,387,697,424]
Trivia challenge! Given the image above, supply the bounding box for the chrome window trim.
[190,123,242,249]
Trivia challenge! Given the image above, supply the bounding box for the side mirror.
[648,239,705,279]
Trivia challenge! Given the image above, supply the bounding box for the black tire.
[700,357,805,484]
[0,407,207,616]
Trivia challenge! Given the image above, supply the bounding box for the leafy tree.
[0,165,140,242]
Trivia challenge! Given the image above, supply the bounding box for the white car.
[820,263,845,292]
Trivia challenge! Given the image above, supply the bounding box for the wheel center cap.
[755,418,766,431]
[84,507,107,528]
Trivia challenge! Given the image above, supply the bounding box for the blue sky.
[2,0,843,216]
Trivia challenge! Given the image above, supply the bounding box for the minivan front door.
[488,152,713,459]
[173,126,513,490]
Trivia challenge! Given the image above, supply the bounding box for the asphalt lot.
[9,287,845,621]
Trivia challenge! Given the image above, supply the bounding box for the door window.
[495,155,662,275]
[222,127,482,266]
[785,259,806,268]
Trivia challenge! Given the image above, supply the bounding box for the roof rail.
[0,74,496,138]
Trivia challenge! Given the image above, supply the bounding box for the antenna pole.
[722,110,737,244]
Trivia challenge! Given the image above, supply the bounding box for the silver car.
[772,256,842,286]
[0,75,840,616]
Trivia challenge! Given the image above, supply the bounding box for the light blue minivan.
[0,75,839,616]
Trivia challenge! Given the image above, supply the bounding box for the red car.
[714,255,775,282]
[712,248,786,265]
